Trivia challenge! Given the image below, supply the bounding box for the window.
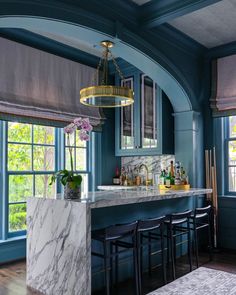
[65,130,89,194]
[7,123,56,234]
[226,116,236,193]
[0,120,92,239]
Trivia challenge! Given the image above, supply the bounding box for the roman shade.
[0,37,104,127]
[211,54,236,117]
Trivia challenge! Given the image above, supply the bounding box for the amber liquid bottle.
[113,167,120,185]
[170,161,175,178]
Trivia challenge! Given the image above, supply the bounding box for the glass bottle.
[113,166,120,185]
[165,171,171,186]
[159,170,165,185]
[170,160,175,177]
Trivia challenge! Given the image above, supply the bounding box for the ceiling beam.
[141,0,223,28]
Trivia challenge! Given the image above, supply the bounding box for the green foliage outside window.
[7,123,55,232]
[4,122,88,234]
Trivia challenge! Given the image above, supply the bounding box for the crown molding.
[205,41,236,60]
[140,0,222,28]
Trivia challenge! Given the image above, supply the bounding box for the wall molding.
[205,41,236,60]
[0,237,26,264]
[140,0,222,28]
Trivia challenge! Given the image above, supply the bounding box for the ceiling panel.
[169,0,236,48]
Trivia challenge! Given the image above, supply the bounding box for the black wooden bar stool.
[91,221,139,295]
[165,210,192,280]
[136,216,166,294]
[190,205,212,268]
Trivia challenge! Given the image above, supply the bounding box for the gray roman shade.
[211,54,236,117]
[0,37,104,127]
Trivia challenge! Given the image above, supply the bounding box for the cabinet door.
[119,77,135,150]
[140,74,158,149]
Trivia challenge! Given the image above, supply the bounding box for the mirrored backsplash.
[121,155,175,175]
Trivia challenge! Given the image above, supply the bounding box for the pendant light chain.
[92,44,125,85]
[110,51,125,81]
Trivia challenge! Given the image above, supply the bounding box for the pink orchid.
[73,117,83,127]
[79,130,90,141]
[64,123,76,134]
[81,118,93,132]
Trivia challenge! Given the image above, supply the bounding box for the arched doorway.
[0,13,202,186]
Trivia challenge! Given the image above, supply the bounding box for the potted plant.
[50,117,92,199]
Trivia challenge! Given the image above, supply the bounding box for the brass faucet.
[139,164,152,186]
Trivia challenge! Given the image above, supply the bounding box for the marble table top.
[54,188,212,209]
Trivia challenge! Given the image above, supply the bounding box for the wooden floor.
[1,251,236,295]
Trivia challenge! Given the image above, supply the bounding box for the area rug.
[148,267,236,295]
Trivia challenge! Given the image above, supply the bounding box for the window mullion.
[2,122,8,240]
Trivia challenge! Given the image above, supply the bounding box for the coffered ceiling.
[0,0,234,60]
[169,0,236,48]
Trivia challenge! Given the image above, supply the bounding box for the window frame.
[225,117,236,195]
[64,130,91,194]
[6,122,57,238]
[0,121,92,240]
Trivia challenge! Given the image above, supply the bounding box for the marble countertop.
[97,185,136,190]
[54,187,212,209]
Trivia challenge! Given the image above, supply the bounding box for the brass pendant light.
[80,41,134,108]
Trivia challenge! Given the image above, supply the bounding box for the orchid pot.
[64,180,81,200]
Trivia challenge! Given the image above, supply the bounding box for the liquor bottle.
[181,170,188,185]
[159,170,165,185]
[175,161,181,176]
[175,170,181,185]
[113,167,120,185]
[170,161,175,177]
[165,171,171,186]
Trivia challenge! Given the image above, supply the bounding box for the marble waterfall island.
[27,188,212,295]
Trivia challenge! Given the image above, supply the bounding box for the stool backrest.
[168,210,192,223]
[194,205,211,218]
[137,216,165,232]
[105,221,138,240]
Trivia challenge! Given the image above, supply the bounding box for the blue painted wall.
[204,42,236,250]
[0,0,222,264]
[99,109,121,186]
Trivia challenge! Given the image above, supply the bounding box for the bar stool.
[165,210,192,280]
[137,216,166,294]
[190,205,212,268]
[91,221,139,295]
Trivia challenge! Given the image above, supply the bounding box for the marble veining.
[122,155,175,175]
[27,188,211,295]
[81,188,212,208]
[27,198,91,295]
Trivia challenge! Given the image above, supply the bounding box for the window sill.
[0,235,26,245]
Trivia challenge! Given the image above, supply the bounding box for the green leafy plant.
[49,170,82,189]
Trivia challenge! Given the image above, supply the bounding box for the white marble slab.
[80,188,212,208]
[27,188,211,295]
[27,198,91,295]
[97,185,136,190]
